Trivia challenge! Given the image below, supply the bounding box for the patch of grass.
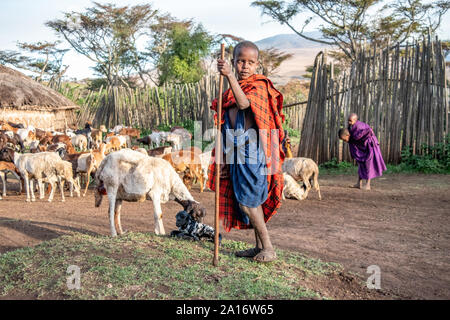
[319,158,358,175]
[0,232,346,300]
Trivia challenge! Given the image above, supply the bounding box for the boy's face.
[232,47,259,80]
[340,134,350,142]
[348,116,357,126]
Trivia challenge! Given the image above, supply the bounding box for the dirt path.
[0,174,449,299]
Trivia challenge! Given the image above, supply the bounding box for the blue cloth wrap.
[223,109,268,224]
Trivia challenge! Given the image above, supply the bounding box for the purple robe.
[348,121,386,180]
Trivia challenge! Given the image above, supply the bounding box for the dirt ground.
[0,173,449,300]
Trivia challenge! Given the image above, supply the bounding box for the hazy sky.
[1,0,449,79]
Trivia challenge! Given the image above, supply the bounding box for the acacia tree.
[46,2,158,87]
[147,19,214,85]
[259,48,293,76]
[251,0,450,61]
[0,41,69,84]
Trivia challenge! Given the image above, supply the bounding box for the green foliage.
[156,23,213,85]
[282,117,300,138]
[398,136,450,174]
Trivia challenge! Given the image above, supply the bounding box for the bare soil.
[0,174,449,299]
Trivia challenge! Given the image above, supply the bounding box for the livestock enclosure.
[297,34,449,164]
[61,74,224,134]
[59,34,449,165]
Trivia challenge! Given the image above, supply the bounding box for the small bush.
[399,135,450,174]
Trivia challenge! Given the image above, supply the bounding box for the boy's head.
[348,113,358,126]
[338,128,350,142]
[232,41,260,80]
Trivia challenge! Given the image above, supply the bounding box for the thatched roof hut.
[0,65,79,130]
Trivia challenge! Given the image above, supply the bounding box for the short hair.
[233,41,260,59]
[338,128,350,138]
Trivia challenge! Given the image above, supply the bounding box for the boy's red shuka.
[207,74,286,232]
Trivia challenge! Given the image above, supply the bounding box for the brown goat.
[162,150,204,192]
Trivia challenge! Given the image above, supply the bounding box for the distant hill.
[255,32,327,50]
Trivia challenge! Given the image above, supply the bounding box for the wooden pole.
[213,43,225,267]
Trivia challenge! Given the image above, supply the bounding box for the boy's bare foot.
[253,249,277,262]
[362,184,371,190]
[235,247,261,258]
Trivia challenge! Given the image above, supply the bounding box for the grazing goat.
[55,160,81,200]
[94,149,206,237]
[0,149,64,202]
[138,131,169,148]
[282,157,322,200]
[72,134,88,151]
[162,149,204,192]
[282,172,306,201]
[91,126,107,149]
[82,143,107,196]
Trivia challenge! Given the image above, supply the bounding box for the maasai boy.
[339,113,386,190]
[207,41,285,262]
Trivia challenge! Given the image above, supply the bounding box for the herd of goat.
[0,120,321,236]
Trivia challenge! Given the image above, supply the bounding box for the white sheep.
[282,157,322,200]
[94,149,206,237]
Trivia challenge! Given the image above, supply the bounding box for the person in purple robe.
[338,113,386,190]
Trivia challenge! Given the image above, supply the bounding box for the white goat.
[199,151,212,190]
[148,131,169,148]
[282,172,306,201]
[5,150,64,202]
[94,149,206,237]
[71,134,88,151]
[166,133,182,150]
[55,160,81,200]
[282,157,322,200]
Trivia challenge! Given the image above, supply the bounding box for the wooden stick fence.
[59,74,225,134]
[297,34,449,164]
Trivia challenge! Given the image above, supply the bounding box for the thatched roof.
[0,65,79,111]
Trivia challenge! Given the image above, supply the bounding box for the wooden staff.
[213,43,225,267]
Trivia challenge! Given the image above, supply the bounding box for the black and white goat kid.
[171,210,221,244]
